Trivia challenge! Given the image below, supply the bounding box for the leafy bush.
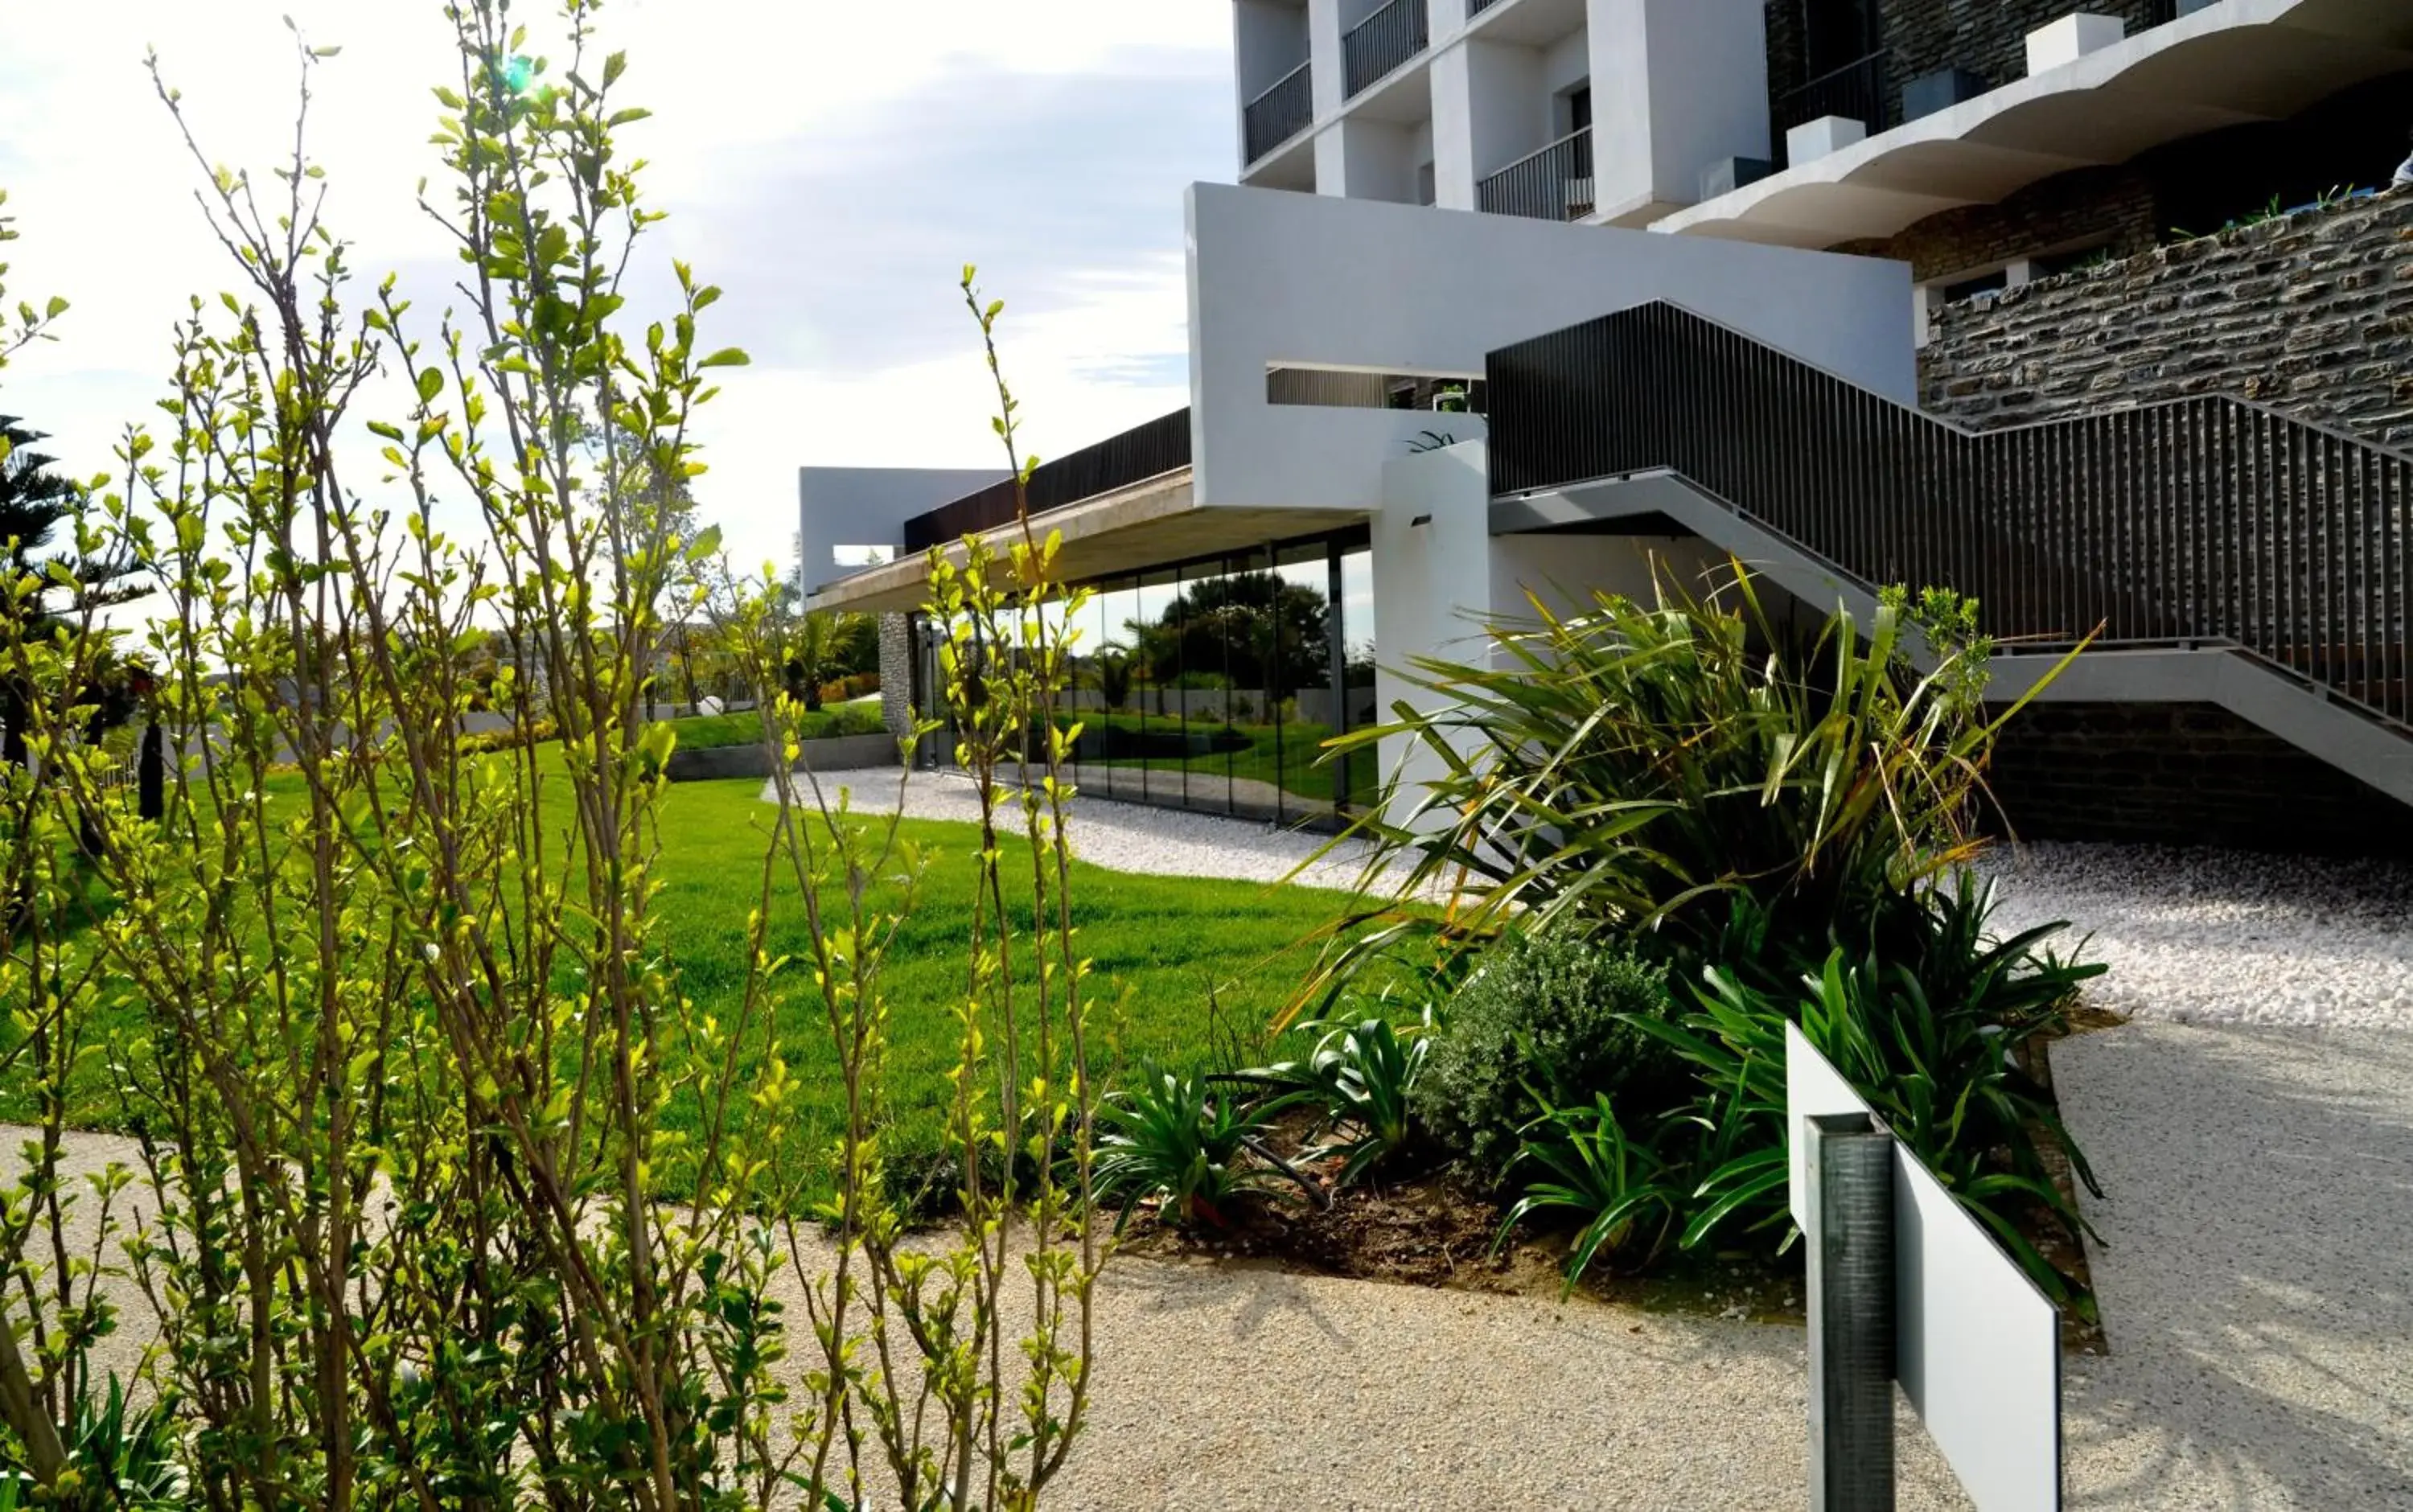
[1239,1007,1433,1186]
[1494,1095,1685,1293]
[1638,877,2105,1306]
[1415,934,1682,1177]
[1315,569,2078,995]
[1095,1070,1291,1229]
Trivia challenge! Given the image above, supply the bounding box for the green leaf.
[697,347,750,369]
[416,366,444,405]
[43,294,67,320]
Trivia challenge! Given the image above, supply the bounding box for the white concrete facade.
[1236,0,2413,251]
[1240,0,1770,226]
[800,184,1911,816]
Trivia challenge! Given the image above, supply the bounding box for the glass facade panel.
[1271,542,1339,823]
[1133,568,1181,806]
[915,529,1374,829]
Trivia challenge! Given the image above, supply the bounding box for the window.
[1416,159,1436,206]
[1940,269,2008,304]
[1567,84,1591,138]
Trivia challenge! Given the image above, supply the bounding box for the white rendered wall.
[795,466,1005,597]
[1590,0,1770,223]
[1184,182,1914,518]
[1542,28,1590,99]
[1458,39,1550,192]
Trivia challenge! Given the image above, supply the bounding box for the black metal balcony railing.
[1774,48,1893,150]
[1343,0,1428,98]
[1243,61,1314,163]
[1486,302,2411,730]
[1467,0,1507,14]
[1477,126,1594,222]
[900,408,1193,554]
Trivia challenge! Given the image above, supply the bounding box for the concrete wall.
[1988,701,2413,856]
[1235,0,1312,101]
[1592,0,1768,222]
[664,731,898,784]
[1184,180,1915,516]
[797,466,1005,595]
[1921,187,2413,450]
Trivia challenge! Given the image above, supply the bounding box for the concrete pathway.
[2052,1021,2413,1509]
[10,1024,2411,1507]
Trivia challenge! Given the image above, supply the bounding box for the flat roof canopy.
[1656,0,2413,249]
[804,467,1363,614]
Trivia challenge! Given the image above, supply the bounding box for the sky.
[0,0,1235,584]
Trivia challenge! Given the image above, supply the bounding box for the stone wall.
[1834,165,2160,283]
[1763,1,2173,122]
[1920,187,2413,450]
[1988,702,2413,856]
[878,613,915,740]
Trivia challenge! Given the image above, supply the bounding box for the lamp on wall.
[1408,513,1433,528]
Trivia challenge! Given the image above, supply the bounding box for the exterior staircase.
[1481,300,2413,809]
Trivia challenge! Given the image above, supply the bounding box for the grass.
[5,757,1368,1209]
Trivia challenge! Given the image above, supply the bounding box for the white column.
[1590,0,1770,224]
[1428,43,1480,210]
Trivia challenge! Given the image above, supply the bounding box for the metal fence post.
[1807,1111,1896,1511]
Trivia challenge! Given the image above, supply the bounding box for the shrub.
[1095,1070,1290,1230]
[1494,1094,1685,1293]
[1313,567,2081,997]
[1637,875,2105,1308]
[1238,1006,1433,1186]
[1415,934,1682,1178]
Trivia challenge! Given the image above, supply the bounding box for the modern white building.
[799,0,2413,840]
[1237,0,2413,334]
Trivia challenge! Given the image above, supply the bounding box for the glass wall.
[917,528,1375,829]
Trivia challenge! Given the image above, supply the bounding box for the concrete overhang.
[1654,0,2413,249]
[804,466,1363,614]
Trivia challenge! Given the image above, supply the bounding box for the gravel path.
[2052,1022,2413,1508]
[766,766,1378,894]
[777,774,2413,1031]
[1982,843,2413,1029]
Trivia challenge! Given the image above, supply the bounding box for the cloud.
[0,0,1235,583]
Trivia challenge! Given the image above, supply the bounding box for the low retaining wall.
[663,731,898,783]
[1988,702,2413,857]
[1922,187,2413,450]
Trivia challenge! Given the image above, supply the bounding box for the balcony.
[1665,0,2413,248]
[1467,0,1507,14]
[1243,60,1314,164]
[1774,47,1893,154]
[1477,126,1593,222]
[1343,0,1428,99]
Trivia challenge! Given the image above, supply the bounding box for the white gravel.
[779,774,2413,1031]
[1982,842,2413,1029]
[767,766,1379,894]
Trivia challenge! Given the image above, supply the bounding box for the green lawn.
[6,760,1368,1206]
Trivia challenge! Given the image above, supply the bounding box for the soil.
[1119,1004,2125,1350]
[1113,1110,1808,1325]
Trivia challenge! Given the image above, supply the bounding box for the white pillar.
[1590,0,1770,224]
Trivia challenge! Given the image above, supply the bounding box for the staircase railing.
[1485,302,2411,730]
